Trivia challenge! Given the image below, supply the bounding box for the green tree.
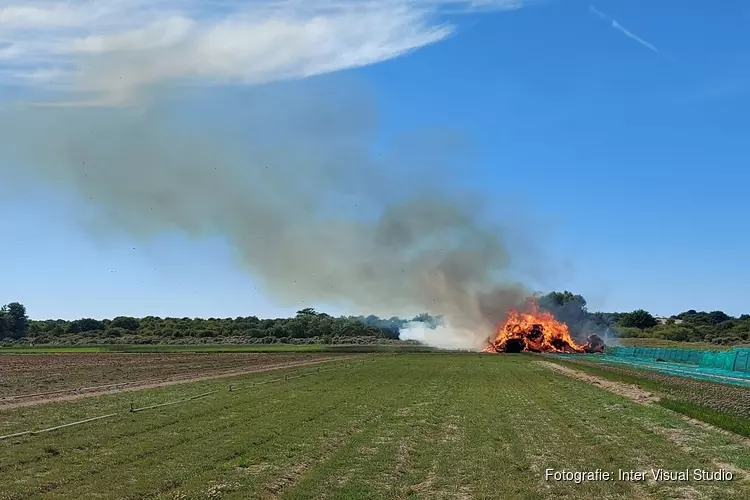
[0,302,29,339]
[618,309,658,330]
[68,318,105,334]
[537,291,588,336]
[540,291,587,309]
[707,311,732,325]
[296,308,318,317]
[110,316,140,331]
[0,305,8,338]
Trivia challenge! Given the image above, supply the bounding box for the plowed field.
[0,352,344,405]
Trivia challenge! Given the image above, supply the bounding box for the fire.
[484,299,605,354]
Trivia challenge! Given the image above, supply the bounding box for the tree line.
[0,305,436,345]
[2,293,749,345]
[537,291,749,346]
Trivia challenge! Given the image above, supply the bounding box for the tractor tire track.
[0,356,355,409]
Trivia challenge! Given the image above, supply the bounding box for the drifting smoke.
[600,327,622,347]
[0,81,537,349]
[535,293,618,344]
[400,322,485,350]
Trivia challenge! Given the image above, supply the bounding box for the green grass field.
[546,356,750,438]
[2,354,749,499]
[617,338,744,351]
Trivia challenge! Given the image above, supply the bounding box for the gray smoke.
[0,81,532,349]
[536,293,619,344]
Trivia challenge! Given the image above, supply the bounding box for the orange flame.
[484,299,589,354]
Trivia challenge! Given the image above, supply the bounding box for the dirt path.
[536,359,660,404]
[537,360,750,451]
[0,356,358,410]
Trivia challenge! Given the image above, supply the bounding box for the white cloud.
[589,5,662,56]
[0,0,525,105]
[68,17,196,54]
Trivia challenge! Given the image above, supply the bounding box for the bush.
[612,327,643,338]
[618,309,658,330]
[106,327,128,338]
[110,316,140,331]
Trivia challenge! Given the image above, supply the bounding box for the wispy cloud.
[589,5,661,55]
[0,0,526,106]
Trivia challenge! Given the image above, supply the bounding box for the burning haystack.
[484,299,605,354]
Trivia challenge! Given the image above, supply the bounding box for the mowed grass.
[1,354,749,499]
[617,338,746,351]
[546,356,750,438]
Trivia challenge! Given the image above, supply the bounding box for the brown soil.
[0,352,338,398]
[536,360,661,404]
[0,356,354,409]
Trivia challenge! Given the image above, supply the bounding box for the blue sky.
[1,0,749,320]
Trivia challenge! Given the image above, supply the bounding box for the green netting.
[561,345,750,387]
[686,350,704,364]
[603,346,750,385]
[734,349,750,373]
[725,351,737,371]
[699,352,717,368]
[715,352,729,370]
[714,352,725,369]
[609,346,708,367]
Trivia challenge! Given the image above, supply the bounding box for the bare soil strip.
[538,359,750,449]
[0,356,356,410]
[677,415,750,448]
[536,360,660,404]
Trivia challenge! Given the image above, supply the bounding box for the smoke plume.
[0,81,533,349]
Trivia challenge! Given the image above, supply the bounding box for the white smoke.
[399,321,487,350]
